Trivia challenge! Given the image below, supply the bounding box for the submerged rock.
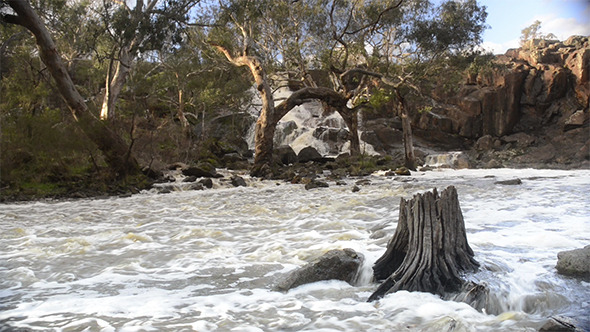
[556,245,590,278]
[495,178,523,185]
[274,248,364,292]
[230,175,247,187]
[304,179,329,190]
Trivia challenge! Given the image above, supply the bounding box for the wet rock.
[274,249,364,292]
[182,162,223,178]
[495,178,522,185]
[189,183,205,191]
[355,179,371,186]
[539,316,581,332]
[275,145,298,165]
[394,167,411,176]
[304,180,329,190]
[297,146,323,163]
[352,185,361,193]
[556,245,590,277]
[230,175,247,187]
[198,178,213,189]
[183,175,198,183]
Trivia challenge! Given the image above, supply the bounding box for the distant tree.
[520,20,557,47]
[96,0,201,121]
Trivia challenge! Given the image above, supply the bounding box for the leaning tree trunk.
[6,0,140,177]
[369,186,479,301]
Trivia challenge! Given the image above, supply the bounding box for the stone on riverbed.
[556,245,590,278]
[274,248,364,292]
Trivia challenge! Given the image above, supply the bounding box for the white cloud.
[479,39,520,55]
[529,14,590,40]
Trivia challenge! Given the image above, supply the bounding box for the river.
[1,168,589,331]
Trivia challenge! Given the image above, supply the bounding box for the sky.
[479,0,590,54]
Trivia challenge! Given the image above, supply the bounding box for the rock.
[352,185,361,192]
[502,132,536,148]
[539,316,581,332]
[183,175,198,182]
[168,162,188,170]
[274,249,364,292]
[297,146,323,163]
[141,166,163,179]
[275,145,298,165]
[189,182,205,191]
[304,180,329,190]
[495,178,522,185]
[230,175,247,187]
[564,110,588,131]
[556,245,590,277]
[182,162,223,178]
[222,152,245,164]
[198,178,213,189]
[394,167,411,176]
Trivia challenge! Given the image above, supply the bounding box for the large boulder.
[297,146,323,163]
[182,162,223,178]
[274,248,364,292]
[556,245,590,277]
[274,145,298,165]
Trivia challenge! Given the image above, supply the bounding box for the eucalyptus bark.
[100,45,133,120]
[5,0,139,177]
[369,186,479,301]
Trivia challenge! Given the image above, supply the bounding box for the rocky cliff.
[409,35,589,168]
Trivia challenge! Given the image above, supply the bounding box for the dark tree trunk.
[369,186,479,301]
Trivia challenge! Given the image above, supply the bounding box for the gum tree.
[204,0,405,176]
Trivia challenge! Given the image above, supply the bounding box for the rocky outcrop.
[407,36,590,168]
[556,245,590,278]
[274,248,364,292]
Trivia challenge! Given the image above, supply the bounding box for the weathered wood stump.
[369,186,479,301]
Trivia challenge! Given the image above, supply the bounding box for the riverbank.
[2,150,588,204]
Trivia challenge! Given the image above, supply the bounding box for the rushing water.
[1,169,589,331]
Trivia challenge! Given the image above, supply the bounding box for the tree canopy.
[1,0,489,194]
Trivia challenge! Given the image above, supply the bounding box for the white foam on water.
[1,169,589,331]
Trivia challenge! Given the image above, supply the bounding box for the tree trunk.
[177,88,189,129]
[338,108,360,156]
[395,91,416,170]
[100,46,132,121]
[369,186,479,301]
[6,0,139,177]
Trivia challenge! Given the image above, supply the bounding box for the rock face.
[374,35,589,168]
[556,245,590,277]
[274,248,364,292]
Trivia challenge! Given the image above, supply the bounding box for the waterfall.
[424,151,470,168]
[245,82,378,157]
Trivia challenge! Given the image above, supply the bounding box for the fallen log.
[369,186,479,301]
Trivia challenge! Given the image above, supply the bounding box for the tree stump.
[369,186,479,301]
